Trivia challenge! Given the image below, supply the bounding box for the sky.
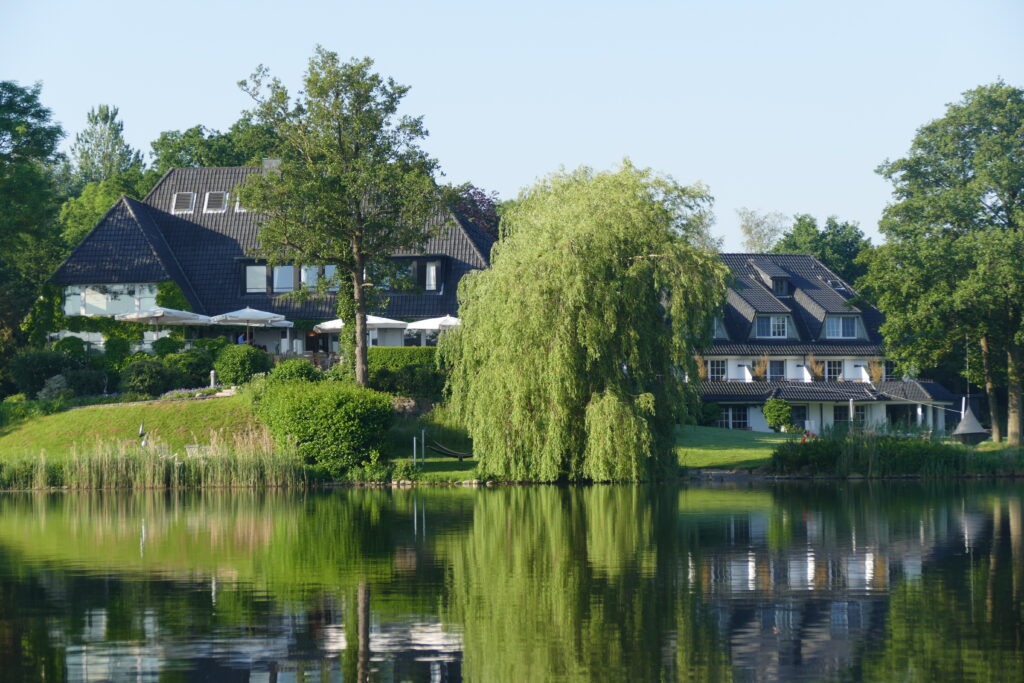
[3,0,1022,250]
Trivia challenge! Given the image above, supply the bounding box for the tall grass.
[0,427,317,490]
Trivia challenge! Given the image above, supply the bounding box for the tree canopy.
[66,105,143,189]
[737,207,787,252]
[440,163,729,482]
[862,81,1024,443]
[0,81,63,356]
[149,118,280,176]
[235,47,444,386]
[772,214,872,284]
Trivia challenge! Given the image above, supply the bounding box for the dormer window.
[712,317,728,339]
[756,315,788,338]
[172,192,195,213]
[772,278,790,296]
[825,315,858,339]
[204,191,228,213]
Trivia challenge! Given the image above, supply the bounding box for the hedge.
[214,345,273,385]
[256,380,394,476]
[367,346,443,397]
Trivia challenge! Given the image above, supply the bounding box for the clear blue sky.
[3,0,1022,249]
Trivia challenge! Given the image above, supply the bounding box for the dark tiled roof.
[717,253,881,350]
[706,341,885,356]
[53,167,495,321]
[699,380,955,404]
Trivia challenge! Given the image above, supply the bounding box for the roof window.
[171,192,195,214]
[204,191,228,213]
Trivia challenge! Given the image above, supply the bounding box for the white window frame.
[171,192,195,214]
[273,266,295,293]
[246,265,267,293]
[768,360,786,382]
[706,359,727,381]
[203,191,229,213]
[826,360,844,382]
[756,316,788,338]
[425,260,440,291]
[300,265,319,289]
[826,316,858,339]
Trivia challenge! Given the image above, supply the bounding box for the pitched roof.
[716,253,882,349]
[52,167,495,320]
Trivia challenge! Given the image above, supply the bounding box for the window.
[756,316,788,338]
[706,359,727,381]
[825,316,858,339]
[203,191,228,213]
[884,360,897,381]
[791,405,808,430]
[425,260,440,291]
[833,404,865,424]
[717,406,749,430]
[826,360,843,382]
[273,266,295,293]
[171,192,195,213]
[772,278,790,296]
[323,265,340,292]
[245,265,267,293]
[712,317,728,339]
[769,360,785,382]
[300,266,319,288]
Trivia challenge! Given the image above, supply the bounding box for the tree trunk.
[1007,345,1022,446]
[352,249,368,387]
[981,335,1003,442]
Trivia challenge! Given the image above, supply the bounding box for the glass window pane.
[246,265,267,293]
[301,266,318,288]
[273,266,294,292]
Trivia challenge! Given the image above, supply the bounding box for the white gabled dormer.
[753,314,793,339]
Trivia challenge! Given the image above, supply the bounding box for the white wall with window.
[63,283,157,317]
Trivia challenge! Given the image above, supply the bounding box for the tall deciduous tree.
[235,48,443,386]
[149,118,279,176]
[68,105,143,187]
[0,81,63,355]
[440,163,729,482]
[863,81,1024,443]
[773,214,872,284]
[737,207,787,252]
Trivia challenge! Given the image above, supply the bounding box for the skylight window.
[204,191,228,213]
[171,192,195,213]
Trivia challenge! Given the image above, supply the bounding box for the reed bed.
[0,427,317,490]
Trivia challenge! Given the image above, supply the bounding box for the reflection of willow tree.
[860,495,1024,681]
[443,486,732,682]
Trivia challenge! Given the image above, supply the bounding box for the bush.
[37,375,73,402]
[64,367,109,396]
[268,358,323,384]
[762,398,793,433]
[256,380,394,476]
[120,359,174,397]
[8,350,73,398]
[214,345,273,385]
[697,401,722,426]
[103,337,132,367]
[367,347,444,397]
[151,336,185,357]
[162,351,214,389]
[53,336,88,358]
[771,430,974,477]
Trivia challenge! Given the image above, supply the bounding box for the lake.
[0,481,1020,682]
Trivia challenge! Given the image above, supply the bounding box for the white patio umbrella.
[115,306,213,326]
[211,307,288,344]
[406,315,461,331]
[313,315,407,333]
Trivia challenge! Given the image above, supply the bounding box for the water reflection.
[0,483,1019,681]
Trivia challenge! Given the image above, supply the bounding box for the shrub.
[771,430,973,477]
[120,359,174,397]
[762,398,793,433]
[162,351,214,389]
[37,375,73,402]
[697,401,722,426]
[151,336,185,357]
[103,338,132,367]
[268,358,323,384]
[8,350,72,398]
[53,336,88,358]
[367,347,443,397]
[63,367,109,396]
[214,345,273,386]
[256,380,394,476]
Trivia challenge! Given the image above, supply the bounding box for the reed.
[0,427,317,490]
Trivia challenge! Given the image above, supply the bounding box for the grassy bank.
[675,425,788,470]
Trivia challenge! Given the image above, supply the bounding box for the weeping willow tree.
[439,163,728,482]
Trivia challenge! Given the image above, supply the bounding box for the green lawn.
[675,425,790,470]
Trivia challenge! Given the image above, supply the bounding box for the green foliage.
[737,207,787,252]
[161,351,214,389]
[36,375,72,403]
[52,335,87,358]
[267,358,323,383]
[236,47,445,386]
[151,336,184,357]
[57,175,146,248]
[762,398,793,432]
[367,347,443,397]
[63,367,108,396]
[155,281,191,311]
[255,380,394,476]
[696,401,722,427]
[441,163,729,482]
[769,430,1019,476]
[8,349,75,397]
[149,119,279,176]
[67,104,144,188]
[120,359,174,397]
[214,344,273,385]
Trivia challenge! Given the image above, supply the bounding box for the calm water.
[0,482,1021,682]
